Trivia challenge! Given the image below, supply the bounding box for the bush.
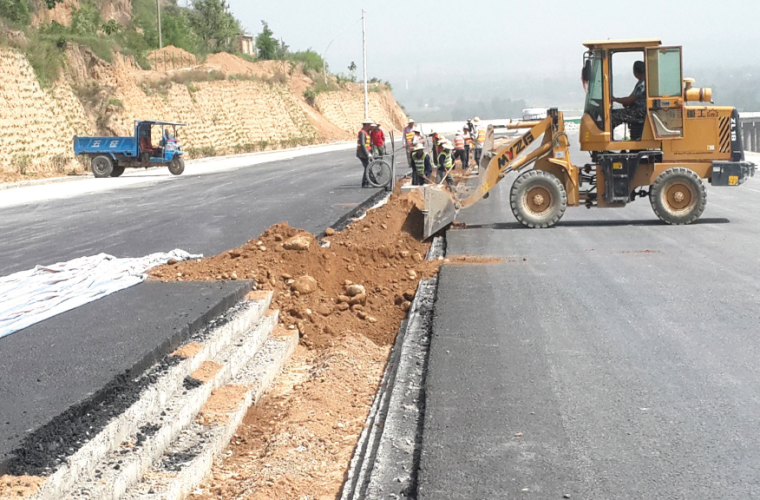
[0,0,32,26]
[288,49,325,74]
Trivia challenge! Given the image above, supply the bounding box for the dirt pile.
[147,45,198,71]
[201,54,291,78]
[150,187,439,349]
[0,475,44,499]
[147,187,440,498]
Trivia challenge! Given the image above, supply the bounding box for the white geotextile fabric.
[0,249,202,339]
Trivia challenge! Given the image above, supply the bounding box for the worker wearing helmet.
[453,132,466,169]
[356,120,374,187]
[403,119,416,168]
[371,123,386,158]
[436,141,455,188]
[462,127,473,169]
[472,117,485,167]
[411,142,432,186]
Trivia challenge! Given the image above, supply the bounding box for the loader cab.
[580,38,685,152]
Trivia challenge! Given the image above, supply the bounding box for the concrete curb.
[122,331,300,500]
[29,293,271,500]
[341,236,444,500]
[61,311,280,500]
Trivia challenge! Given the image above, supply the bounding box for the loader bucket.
[422,185,459,239]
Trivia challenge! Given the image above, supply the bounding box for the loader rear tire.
[510,170,567,228]
[649,167,706,225]
[91,155,113,178]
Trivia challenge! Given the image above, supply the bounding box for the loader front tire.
[91,155,113,178]
[650,167,706,225]
[510,170,567,228]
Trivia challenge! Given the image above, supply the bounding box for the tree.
[256,21,289,60]
[189,0,240,53]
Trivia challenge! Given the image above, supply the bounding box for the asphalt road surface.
[0,147,381,276]
[419,139,760,498]
[0,147,383,471]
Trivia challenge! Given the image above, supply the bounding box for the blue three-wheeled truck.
[73,120,186,178]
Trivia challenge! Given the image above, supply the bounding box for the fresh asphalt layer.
[418,143,760,498]
[0,147,382,473]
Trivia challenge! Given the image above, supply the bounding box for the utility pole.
[362,9,368,120]
[156,0,163,49]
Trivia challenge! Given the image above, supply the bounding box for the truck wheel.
[510,170,567,228]
[169,157,185,176]
[110,165,125,177]
[91,155,113,178]
[650,167,706,225]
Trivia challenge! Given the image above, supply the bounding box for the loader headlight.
[165,143,177,151]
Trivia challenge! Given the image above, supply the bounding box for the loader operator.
[411,143,432,186]
[356,120,374,188]
[610,61,647,136]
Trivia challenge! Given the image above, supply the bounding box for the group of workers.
[401,117,486,187]
[355,115,487,188]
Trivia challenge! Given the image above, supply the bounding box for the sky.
[227,0,760,82]
[225,0,760,114]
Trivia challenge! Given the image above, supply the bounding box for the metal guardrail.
[740,113,760,153]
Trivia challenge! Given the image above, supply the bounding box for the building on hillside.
[238,34,255,56]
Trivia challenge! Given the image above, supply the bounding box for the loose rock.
[345,284,366,297]
[293,275,318,295]
[283,234,311,251]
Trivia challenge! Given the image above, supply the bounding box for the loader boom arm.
[459,116,558,208]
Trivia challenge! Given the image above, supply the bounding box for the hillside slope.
[0,46,407,182]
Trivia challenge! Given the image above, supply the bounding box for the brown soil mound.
[147,45,198,71]
[201,54,291,78]
[151,185,442,498]
[150,186,439,349]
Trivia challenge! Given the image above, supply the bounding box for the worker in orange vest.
[453,133,466,169]
[356,120,374,187]
[403,119,416,169]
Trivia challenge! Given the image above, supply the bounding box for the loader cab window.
[583,51,605,131]
[646,47,684,138]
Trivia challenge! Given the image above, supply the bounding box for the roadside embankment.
[0,46,407,183]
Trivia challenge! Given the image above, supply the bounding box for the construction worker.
[472,117,485,167]
[371,122,386,158]
[356,120,374,188]
[403,119,416,168]
[430,131,440,166]
[453,132,466,169]
[436,141,455,189]
[411,143,432,186]
[462,126,473,169]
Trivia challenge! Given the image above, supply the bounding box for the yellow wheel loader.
[422,39,756,238]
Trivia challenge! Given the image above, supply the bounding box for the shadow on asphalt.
[463,217,731,230]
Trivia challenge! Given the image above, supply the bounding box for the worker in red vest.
[356,120,374,187]
[371,123,386,158]
[453,133,466,169]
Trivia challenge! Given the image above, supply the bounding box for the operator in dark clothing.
[411,143,432,186]
[611,61,647,133]
[356,120,374,187]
